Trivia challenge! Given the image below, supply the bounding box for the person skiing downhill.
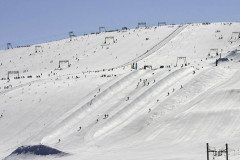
[103,114,109,119]
[148,108,151,113]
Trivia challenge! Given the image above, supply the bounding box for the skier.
[58,139,61,143]
[172,88,175,92]
[136,82,139,88]
[104,114,109,119]
[148,108,151,113]
[78,126,81,131]
[126,97,129,101]
[180,85,183,89]
[167,92,170,96]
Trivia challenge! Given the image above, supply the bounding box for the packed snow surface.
[1,22,240,160]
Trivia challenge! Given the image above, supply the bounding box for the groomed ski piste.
[1,22,240,160]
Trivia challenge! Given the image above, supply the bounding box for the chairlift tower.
[104,36,116,44]
[35,45,43,53]
[137,22,147,28]
[229,32,240,42]
[69,31,76,41]
[158,22,167,26]
[58,60,71,69]
[7,71,19,80]
[131,63,138,70]
[206,143,228,160]
[176,57,187,66]
[7,43,13,50]
[208,49,219,58]
[99,27,106,33]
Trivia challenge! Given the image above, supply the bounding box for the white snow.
[1,22,240,160]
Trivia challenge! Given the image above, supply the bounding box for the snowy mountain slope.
[1,22,240,160]
[138,22,240,68]
[120,24,188,67]
[0,25,178,76]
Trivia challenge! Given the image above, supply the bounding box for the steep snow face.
[1,22,240,160]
